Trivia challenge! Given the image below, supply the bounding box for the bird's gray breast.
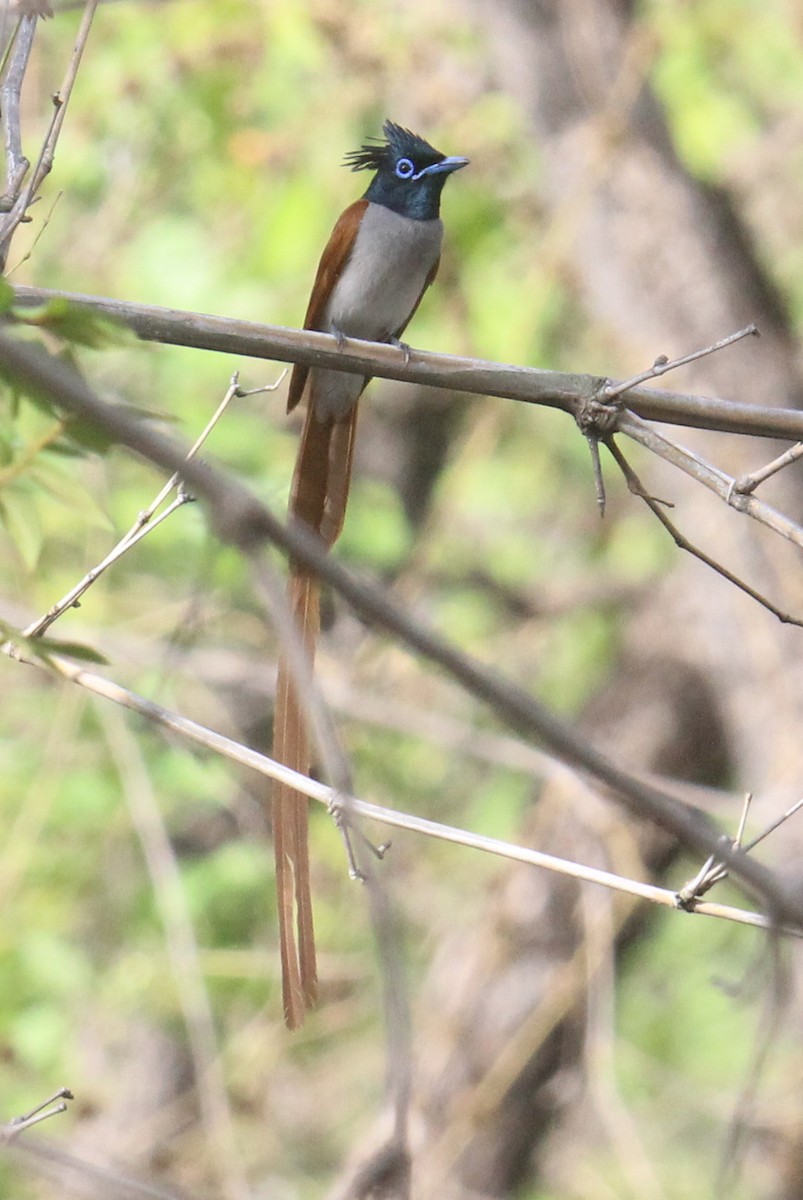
[308,206,443,422]
[325,205,443,341]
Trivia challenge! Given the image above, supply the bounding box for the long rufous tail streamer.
[272,397,359,1028]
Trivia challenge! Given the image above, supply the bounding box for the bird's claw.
[389,336,411,367]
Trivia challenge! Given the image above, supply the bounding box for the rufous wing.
[286,199,369,414]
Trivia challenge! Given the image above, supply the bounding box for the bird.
[272,119,468,1028]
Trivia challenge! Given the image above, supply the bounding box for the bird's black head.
[344,120,468,221]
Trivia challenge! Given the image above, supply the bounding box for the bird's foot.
[389,336,411,366]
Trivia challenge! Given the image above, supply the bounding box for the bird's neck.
[363,176,443,221]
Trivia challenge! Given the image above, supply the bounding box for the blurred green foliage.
[0,0,800,1196]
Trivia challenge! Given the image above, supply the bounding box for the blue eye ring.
[395,157,415,179]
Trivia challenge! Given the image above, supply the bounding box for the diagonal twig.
[678,794,803,909]
[601,325,760,401]
[729,442,803,498]
[605,435,803,627]
[10,644,803,942]
[0,0,99,265]
[618,410,803,553]
[578,326,763,515]
[23,369,286,639]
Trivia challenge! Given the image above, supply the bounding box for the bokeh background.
[2,1,803,1197]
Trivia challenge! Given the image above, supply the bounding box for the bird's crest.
[343,119,444,173]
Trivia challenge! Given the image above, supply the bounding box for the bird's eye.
[395,157,415,179]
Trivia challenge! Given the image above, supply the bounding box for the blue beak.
[421,155,470,177]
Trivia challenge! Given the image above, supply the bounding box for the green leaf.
[30,636,110,665]
[31,456,114,530]
[61,415,118,455]
[15,299,131,349]
[0,275,15,315]
[0,427,14,466]
[0,490,43,568]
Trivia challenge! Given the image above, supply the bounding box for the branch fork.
[1,1088,73,1142]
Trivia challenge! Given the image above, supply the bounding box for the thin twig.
[586,434,607,515]
[579,324,762,517]
[7,186,62,273]
[601,326,759,400]
[12,285,803,442]
[0,1088,73,1142]
[605,436,803,627]
[730,442,803,497]
[735,790,753,847]
[676,793,753,904]
[678,795,803,906]
[22,493,194,639]
[618,410,803,553]
[741,796,803,857]
[10,645,803,941]
[0,0,99,262]
[23,369,286,639]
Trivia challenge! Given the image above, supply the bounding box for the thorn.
[586,435,606,517]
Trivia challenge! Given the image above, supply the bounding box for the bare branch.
[7,642,802,942]
[605,436,803,626]
[12,284,803,442]
[730,441,803,497]
[0,0,98,264]
[602,325,760,400]
[618,411,803,554]
[679,794,803,907]
[22,369,286,639]
[0,1088,73,1142]
[1,331,801,922]
[0,16,36,212]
